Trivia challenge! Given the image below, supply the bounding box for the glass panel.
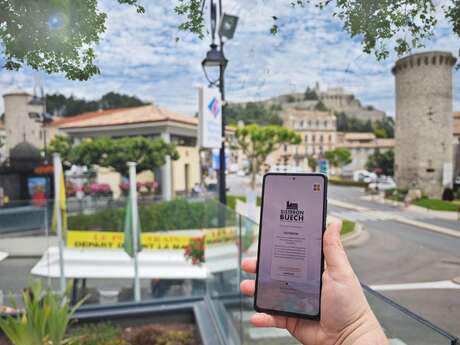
[364,286,458,345]
[0,199,54,309]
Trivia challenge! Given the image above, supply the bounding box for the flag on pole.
[123,197,142,257]
[51,164,67,236]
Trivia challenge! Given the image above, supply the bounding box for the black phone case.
[253,172,328,320]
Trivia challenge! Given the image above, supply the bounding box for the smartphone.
[254,173,328,320]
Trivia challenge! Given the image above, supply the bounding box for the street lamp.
[202,43,227,86]
[202,0,238,206]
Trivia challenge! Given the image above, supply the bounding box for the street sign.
[199,87,222,149]
[319,159,329,176]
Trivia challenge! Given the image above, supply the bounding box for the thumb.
[323,221,354,278]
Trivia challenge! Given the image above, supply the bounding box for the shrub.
[125,324,195,345]
[68,199,236,232]
[226,195,246,210]
[442,188,455,201]
[71,323,126,345]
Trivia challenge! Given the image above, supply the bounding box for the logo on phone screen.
[312,183,321,192]
[280,201,304,222]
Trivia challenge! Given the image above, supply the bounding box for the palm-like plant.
[0,281,86,345]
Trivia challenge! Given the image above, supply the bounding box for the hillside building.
[336,132,394,175]
[266,108,337,169]
[317,85,386,122]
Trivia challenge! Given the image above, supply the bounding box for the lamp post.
[201,0,238,205]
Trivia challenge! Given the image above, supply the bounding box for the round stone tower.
[392,51,456,198]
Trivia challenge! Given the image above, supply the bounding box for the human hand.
[240,221,389,345]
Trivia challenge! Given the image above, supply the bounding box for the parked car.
[353,170,377,183]
[369,177,396,191]
[454,176,460,191]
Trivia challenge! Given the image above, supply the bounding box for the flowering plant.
[184,237,205,265]
[84,183,112,197]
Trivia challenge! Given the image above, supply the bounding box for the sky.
[1,0,460,117]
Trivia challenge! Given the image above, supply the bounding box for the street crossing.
[329,208,452,223]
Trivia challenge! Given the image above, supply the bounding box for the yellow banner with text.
[66,227,237,250]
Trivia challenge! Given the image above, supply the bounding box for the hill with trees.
[46,92,150,117]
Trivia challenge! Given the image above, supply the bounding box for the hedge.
[68,199,236,232]
[328,177,369,188]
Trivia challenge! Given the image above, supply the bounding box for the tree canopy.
[2,1,460,80]
[0,0,144,80]
[335,112,395,137]
[48,135,179,176]
[366,149,394,176]
[324,148,352,168]
[234,124,301,189]
[46,92,149,117]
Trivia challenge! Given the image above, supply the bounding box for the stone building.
[0,120,6,162]
[393,51,456,197]
[453,112,460,180]
[317,85,386,122]
[266,108,337,169]
[336,132,394,175]
[2,91,46,156]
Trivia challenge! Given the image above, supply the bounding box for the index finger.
[242,257,257,274]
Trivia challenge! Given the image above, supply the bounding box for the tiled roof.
[49,105,197,129]
[343,132,376,141]
[336,134,394,149]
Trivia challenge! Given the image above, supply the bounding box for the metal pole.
[53,154,66,294]
[128,162,141,302]
[43,128,47,163]
[218,44,227,205]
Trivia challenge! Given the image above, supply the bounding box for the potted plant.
[184,237,205,265]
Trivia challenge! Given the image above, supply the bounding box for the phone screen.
[255,173,327,317]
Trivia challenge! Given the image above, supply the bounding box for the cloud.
[0,0,459,118]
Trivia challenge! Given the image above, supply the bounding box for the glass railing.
[0,196,458,345]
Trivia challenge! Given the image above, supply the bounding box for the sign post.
[319,159,329,177]
[53,154,66,294]
[128,162,141,302]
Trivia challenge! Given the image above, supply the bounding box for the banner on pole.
[199,87,222,149]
